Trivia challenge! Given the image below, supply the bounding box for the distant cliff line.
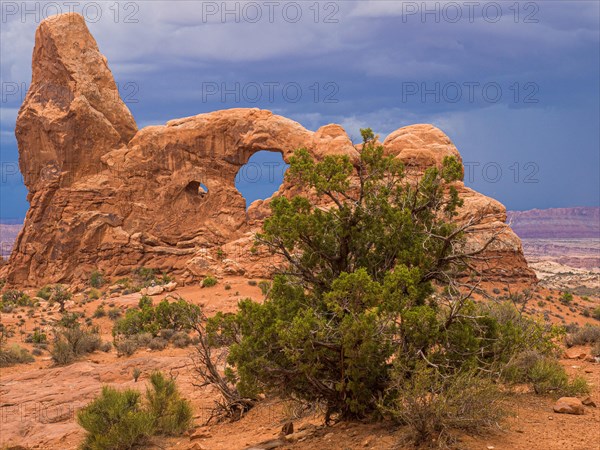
[506,207,599,239]
[2,207,598,259]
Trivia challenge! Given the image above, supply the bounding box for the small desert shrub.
[77,386,155,450]
[565,325,600,347]
[492,287,501,295]
[503,350,589,396]
[0,344,35,367]
[247,280,257,286]
[88,288,101,300]
[26,329,47,344]
[90,270,105,289]
[93,306,106,318]
[136,332,153,347]
[100,342,112,353]
[145,371,193,436]
[382,365,504,447]
[171,331,191,348]
[107,308,121,320]
[582,309,590,317]
[2,289,33,307]
[115,338,139,357]
[560,292,573,305]
[149,337,168,351]
[591,342,600,357]
[51,340,75,366]
[224,284,231,291]
[51,319,103,366]
[31,347,43,356]
[78,371,191,449]
[593,307,600,321]
[37,285,53,301]
[133,367,142,382]
[48,285,72,312]
[159,329,175,340]
[202,276,217,288]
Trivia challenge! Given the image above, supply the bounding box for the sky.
[1,0,599,220]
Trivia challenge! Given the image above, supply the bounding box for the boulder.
[581,396,597,407]
[163,281,178,292]
[140,285,164,296]
[553,397,585,415]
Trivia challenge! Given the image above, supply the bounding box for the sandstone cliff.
[1,13,535,287]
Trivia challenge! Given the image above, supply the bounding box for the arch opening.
[235,150,288,209]
[185,180,208,197]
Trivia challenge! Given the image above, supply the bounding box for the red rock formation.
[0,13,535,288]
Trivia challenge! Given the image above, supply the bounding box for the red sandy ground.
[0,277,599,449]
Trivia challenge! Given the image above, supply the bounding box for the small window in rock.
[185,181,208,196]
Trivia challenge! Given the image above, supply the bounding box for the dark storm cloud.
[1,1,598,218]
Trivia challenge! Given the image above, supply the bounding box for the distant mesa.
[507,207,600,239]
[0,13,534,287]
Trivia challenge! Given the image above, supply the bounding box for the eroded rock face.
[2,13,535,287]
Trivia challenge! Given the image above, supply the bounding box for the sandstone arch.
[1,13,535,287]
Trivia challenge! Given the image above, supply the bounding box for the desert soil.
[1,274,599,450]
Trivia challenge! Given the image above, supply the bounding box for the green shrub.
[593,307,600,321]
[90,270,105,289]
[560,292,573,305]
[224,284,231,291]
[78,371,192,448]
[503,350,589,396]
[202,276,217,288]
[93,306,106,318]
[37,285,53,301]
[133,368,141,382]
[48,285,72,312]
[88,288,101,300]
[51,317,102,366]
[51,340,76,365]
[145,371,193,436]
[77,386,155,450]
[113,298,200,339]
[0,344,35,367]
[258,281,270,297]
[108,308,121,320]
[216,134,562,421]
[247,280,257,287]
[27,329,47,344]
[529,358,588,396]
[382,364,504,446]
[2,289,33,307]
[135,267,156,283]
